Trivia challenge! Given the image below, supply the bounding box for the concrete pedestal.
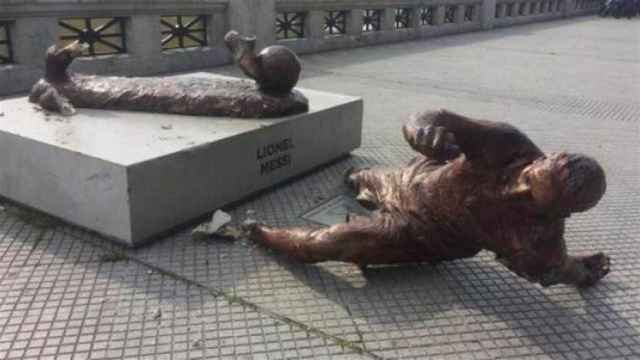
[0,73,363,246]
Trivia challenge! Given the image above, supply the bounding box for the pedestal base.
[0,73,363,246]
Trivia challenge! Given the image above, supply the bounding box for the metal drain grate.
[301,194,370,226]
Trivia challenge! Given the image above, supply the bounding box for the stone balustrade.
[274,0,485,54]
[572,0,603,15]
[493,0,566,27]
[0,0,601,96]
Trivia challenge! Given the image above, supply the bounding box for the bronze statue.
[247,110,610,288]
[29,31,308,118]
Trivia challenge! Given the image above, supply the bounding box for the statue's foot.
[579,253,610,287]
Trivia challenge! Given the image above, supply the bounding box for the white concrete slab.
[0,73,363,245]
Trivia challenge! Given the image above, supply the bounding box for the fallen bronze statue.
[246,110,610,288]
[29,30,308,118]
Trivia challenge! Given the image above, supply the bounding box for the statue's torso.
[387,155,565,264]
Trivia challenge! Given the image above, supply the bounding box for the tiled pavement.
[1,16,639,359]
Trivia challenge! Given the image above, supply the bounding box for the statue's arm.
[402,109,544,168]
[548,253,610,287]
[496,236,610,287]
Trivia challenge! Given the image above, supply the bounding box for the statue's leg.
[248,212,418,266]
[345,167,401,210]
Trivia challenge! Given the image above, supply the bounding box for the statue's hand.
[402,125,460,160]
[577,253,610,287]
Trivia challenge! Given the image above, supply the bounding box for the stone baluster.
[12,17,58,68]
[433,5,446,25]
[208,11,229,48]
[382,8,396,31]
[127,15,162,62]
[229,0,276,48]
[347,9,364,36]
[473,3,482,22]
[563,0,576,16]
[409,6,421,28]
[455,4,466,23]
[497,2,507,17]
[482,0,497,28]
[306,10,326,39]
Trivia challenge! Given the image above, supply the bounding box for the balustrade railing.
[161,15,209,50]
[0,21,13,65]
[274,0,486,53]
[0,0,603,96]
[494,0,566,26]
[574,0,602,12]
[58,17,128,56]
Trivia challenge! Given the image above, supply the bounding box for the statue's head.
[45,41,88,82]
[518,152,606,215]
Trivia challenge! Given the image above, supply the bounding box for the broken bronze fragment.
[247,109,610,288]
[29,31,308,118]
